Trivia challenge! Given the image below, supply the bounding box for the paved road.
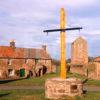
[0,85,100,92]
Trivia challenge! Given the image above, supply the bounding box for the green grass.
[0,89,100,100]
[76,92,100,100]
[67,73,86,80]
[0,89,45,100]
[85,79,100,86]
[0,73,59,86]
[68,73,100,86]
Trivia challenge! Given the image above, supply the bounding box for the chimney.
[10,39,15,48]
[42,45,46,51]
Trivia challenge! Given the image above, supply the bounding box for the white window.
[8,69,14,77]
[8,59,12,65]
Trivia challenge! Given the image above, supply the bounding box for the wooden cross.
[43,8,82,79]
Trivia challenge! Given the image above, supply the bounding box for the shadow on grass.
[0,77,27,84]
[0,93,10,97]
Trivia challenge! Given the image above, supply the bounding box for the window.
[8,59,12,65]
[36,59,38,64]
[8,69,14,77]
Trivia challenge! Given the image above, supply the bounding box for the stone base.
[45,77,83,99]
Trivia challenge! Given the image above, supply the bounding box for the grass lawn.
[0,89,45,100]
[76,92,100,100]
[0,73,59,86]
[0,89,100,100]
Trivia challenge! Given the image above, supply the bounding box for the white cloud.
[0,0,99,58]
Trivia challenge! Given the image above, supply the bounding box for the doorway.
[20,69,25,77]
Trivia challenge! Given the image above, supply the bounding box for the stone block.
[45,78,83,99]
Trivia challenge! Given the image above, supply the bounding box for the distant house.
[94,57,100,63]
[71,37,88,66]
[0,40,52,79]
[70,37,100,80]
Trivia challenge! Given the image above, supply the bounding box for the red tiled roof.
[94,57,100,62]
[0,46,51,59]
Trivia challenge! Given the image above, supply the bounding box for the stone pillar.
[45,78,83,99]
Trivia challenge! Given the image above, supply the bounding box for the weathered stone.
[70,62,100,80]
[71,37,88,65]
[45,78,83,99]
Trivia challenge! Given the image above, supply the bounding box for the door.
[20,69,25,77]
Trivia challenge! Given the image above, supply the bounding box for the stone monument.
[44,8,83,99]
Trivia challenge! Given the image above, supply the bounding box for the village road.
[0,85,100,92]
[0,85,44,90]
[83,85,100,92]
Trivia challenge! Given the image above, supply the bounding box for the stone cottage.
[94,56,100,62]
[0,40,52,79]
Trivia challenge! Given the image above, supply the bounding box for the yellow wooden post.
[60,8,66,79]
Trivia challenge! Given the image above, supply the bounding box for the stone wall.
[70,66,85,76]
[87,62,100,80]
[0,59,8,79]
[70,62,100,80]
[26,59,35,68]
[11,59,25,69]
[38,59,52,73]
[45,60,52,73]
[0,58,52,79]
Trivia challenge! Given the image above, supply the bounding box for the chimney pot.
[10,39,15,48]
[42,45,46,51]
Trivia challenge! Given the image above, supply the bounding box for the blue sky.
[0,0,100,59]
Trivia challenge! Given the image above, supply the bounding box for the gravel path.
[83,85,100,92]
[0,85,100,92]
[0,85,44,90]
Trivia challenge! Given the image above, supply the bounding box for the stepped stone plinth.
[45,77,83,99]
